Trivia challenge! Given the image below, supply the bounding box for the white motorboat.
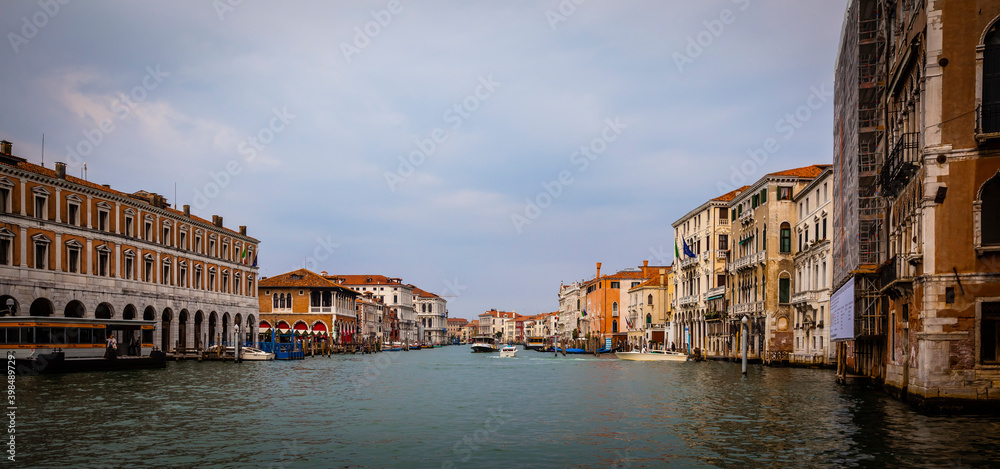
[470,336,499,353]
[615,349,688,362]
[499,345,517,358]
[240,347,275,361]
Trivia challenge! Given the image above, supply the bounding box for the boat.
[499,345,517,358]
[3,316,166,374]
[240,347,274,361]
[524,336,546,351]
[470,335,499,353]
[556,347,587,354]
[615,349,688,362]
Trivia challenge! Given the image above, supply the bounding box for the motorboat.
[470,336,499,353]
[240,347,275,361]
[556,347,587,354]
[615,349,688,362]
[499,345,517,358]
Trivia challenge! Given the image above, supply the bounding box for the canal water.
[16,346,1000,468]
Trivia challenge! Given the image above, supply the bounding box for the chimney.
[659,268,666,285]
[596,262,602,280]
[239,225,246,236]
[183,205,190,217]
[55,162,66,179]
[643,260,649,268]
[0,141,10,155]
[213,215,223,227]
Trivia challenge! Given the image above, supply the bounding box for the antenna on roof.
[40,133,44,167]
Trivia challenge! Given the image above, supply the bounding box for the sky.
[0,0,849,320]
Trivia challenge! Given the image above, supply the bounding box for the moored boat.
[240,347,275,361]
[615,350,688,362]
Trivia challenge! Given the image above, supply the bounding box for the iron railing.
[879,132,920,197]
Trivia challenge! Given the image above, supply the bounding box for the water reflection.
[15,348,1000,468]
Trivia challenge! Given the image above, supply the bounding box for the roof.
[479,309,516,318]
[411,286,441,299]
[629,272,671,290]
[767,164,831,179]
[325,274,406,286]
[1,158,258,242]
[447,318,468,325]
[712,186,749,202]
[260,269,359,295]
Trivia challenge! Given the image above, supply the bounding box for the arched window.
[982,23,1000,134]
[612,302,618,317]
[612,320,618,333]
[780,222,791,253]
[272,293,278,309]
[646,313,652,325]
[976,172,1000,251]
[647,294,653,305]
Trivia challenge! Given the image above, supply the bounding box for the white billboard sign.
[830,277,855,341]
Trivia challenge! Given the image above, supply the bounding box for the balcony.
[716,250,727,261]
[880,254,916,293]
[704,286,725,301]
[678,294,699,307]
[878,132,919,198]
[790,290,818,307]
[738,209,752,224]
[732,251,762,271]
[733,301,763,315]
[679,256,699,270]
[976,103,1000,143]
[701,251,710,262]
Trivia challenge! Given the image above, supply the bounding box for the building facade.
[413,286,448,345]
[0,143,260,352]
[258,269,359,343]
[791,168,834,366]
[727,165,828,364]
[672,187,744,356]
[325,274,417,344]
[627,267,674,350]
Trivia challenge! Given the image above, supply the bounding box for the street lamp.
[2,299,14,317]
[233,323,241,362]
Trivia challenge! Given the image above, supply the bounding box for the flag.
[581,309,587,317]
[241,246,247,264]
[683,239,696,258]
[251,251,258,268]
[674,239,680,260]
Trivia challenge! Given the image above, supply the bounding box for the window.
[612,320,618,333]
[194,266,202,289]
[209,239,216,257]
[179,264,187,287]
[67,202,79,225]
[98,209,109,232]
[0,185,9,213]
[162,261,171,285]
[33,194,47,220]
[612,302,619,317]
[162,226,171,247]
[647,294,653,305]
[124,252,135,280]
[646,313,652,325]
[0,235,10,266]
[97,246,110,276]
[780,223,791,253]
[208,269,216,290]
[719,234,728,251]
[222,241,230,260]
[977,172,1000,249]
[779,277,790,304]
[66,242,81,273]
[125,215,134,237]
[143,256,153,282]
[823,217,828,240]
[760,188,767,203]
[778,186,792,200]
[33,236,49,269]
[752,194,759,209]
[179,231,187,250]
[195,233,202,254]
[982,25,1000,134]
[610,281,620,289]
[144,221,153,241]
[981,301,1000,364]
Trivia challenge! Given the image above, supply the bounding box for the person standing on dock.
[105,334,118,359]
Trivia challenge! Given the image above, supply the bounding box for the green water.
[14,346,1000,468]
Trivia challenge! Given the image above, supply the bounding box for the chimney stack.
[659,268,666,285]
[55,162,66,179]
[239,225,246,236]
[596,262,602,280]
[212,215,223,227]
[0,141,11,155]
[183,205,190,217]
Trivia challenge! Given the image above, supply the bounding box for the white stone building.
[791,167,834,366]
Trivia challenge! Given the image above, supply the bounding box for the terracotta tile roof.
[260,268,358,295]
[767,164,831,179]
[325,274,405,286]
[447,318,468,325]
[411,286,440,299]
[712,186,749,202]
[630,274,671,290]
[3,159,256,241]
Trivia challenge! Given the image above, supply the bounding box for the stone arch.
[195,311,204,349]
[178,309,189,349]
[246,314,255,344]
[143,306,156,321]
[123,304,137,320]
[0,295,18,317]
[222,313,230,345]
[209,311,218,345]
[161,308,173,351]
[95,302,114,319]
[64,300,86,318]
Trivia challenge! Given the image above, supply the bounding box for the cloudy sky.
[1,1,848,319]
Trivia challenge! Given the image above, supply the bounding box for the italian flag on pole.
[674,239,680,261]
[241,246,247,264]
